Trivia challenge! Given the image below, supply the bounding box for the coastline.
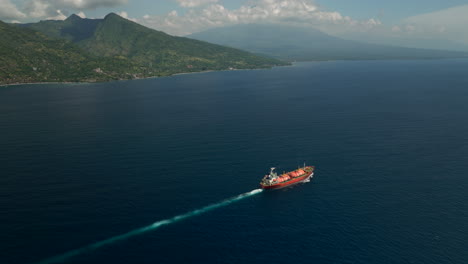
[5,57,467,88]
[0,64,291,88]
[4,57,468,88]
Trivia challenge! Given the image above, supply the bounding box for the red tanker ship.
[260,165,315,189]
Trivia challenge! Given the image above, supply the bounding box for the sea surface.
[1,59,468,264]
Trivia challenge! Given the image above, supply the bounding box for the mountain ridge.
[189,24,468,61]
[1,14,286,85]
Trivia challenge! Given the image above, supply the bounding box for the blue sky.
[1,0,467,49]
[3,0,468,23]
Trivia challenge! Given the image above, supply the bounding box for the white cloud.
[45,9,67,20]
[176,0,218,8]
[117,11,137,22]
[76,11,86,18]
[0,0,26,20]
[141,0,380,36]
[117,11,129,18]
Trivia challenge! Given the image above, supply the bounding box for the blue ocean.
[1,59,468,264]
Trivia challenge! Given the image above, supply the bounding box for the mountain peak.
[189,23,468,61]
[104,12,123,20]
[66,14,82,21]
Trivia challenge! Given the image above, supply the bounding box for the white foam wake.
[36,189,263,264]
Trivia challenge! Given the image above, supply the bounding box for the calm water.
[1,60,468,264]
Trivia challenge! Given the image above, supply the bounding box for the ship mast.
[270,167,278,178]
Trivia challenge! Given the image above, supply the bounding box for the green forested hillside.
[1,13,285,85]
[78,13,283,75]
[0,20,145,84]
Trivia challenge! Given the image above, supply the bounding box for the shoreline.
[0,64,291,88]
[3,57,466,87]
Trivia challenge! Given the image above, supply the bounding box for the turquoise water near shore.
[1,59,468,264]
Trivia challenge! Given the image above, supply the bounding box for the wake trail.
[36,189,263,264]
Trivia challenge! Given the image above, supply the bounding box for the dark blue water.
[1,59,468,264]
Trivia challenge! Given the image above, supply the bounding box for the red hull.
[260,166,314,189]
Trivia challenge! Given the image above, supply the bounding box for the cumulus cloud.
[176,0,218,8]
[140,0,381,36]
[117,11,129,18]
[0,0,26,20]
[45,9,67,20]
[76,11,86,18]
[117,11,137,22]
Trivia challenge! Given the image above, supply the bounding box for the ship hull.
[260,169,314,190]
